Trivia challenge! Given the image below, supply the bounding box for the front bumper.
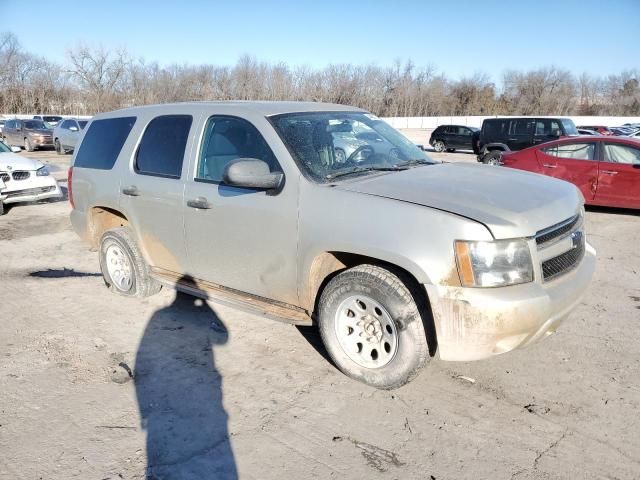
[30,136,54,147]
[425,241,596,361]
[0,176,62,204]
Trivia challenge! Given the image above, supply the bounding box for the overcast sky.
[7,0,639,81]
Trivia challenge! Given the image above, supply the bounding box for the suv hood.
[0,152,43,171]
[28,128,52,135]
[335,162,582,238]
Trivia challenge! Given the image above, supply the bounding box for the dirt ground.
[1,147,639,480]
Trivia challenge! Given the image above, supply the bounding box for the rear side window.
[540,142,595,160]
[483,120,507,139]
[74,117,136,170]
[603,143,640,165]
[135,115,192,178]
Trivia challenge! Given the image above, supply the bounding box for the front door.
[536,141,599,201]
[120,114,195,274]
[595,142,640,209]
[183,115,299,305]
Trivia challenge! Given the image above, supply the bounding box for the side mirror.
[11,146,21,153]
[222,158,283,190]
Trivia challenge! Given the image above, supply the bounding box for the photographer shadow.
[135,286,237,479]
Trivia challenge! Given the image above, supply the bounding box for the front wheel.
[433,140,446,152]
[99,227,162,298]
[482,150,503,165]
[55,139,64,155]
[318,264,430,389]
[24,138,34,152]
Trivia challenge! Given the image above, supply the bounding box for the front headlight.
[455,238,533,287]
[36,166,50,176]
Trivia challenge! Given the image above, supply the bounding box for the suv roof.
[103,101,364,118]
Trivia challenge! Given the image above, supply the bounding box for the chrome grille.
[0,172,9,182]
[535,214,580,246]
[12,171,30,180]
[542,235,585,281]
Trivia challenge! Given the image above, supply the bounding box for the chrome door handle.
[542,164,557,168]
[121,185,140,196]
[601,170,618,175]
[187,197,212,209]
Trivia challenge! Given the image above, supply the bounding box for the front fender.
[297,181,493,308]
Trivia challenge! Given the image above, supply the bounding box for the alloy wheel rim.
[334,295,398,369]
[105,244,133,291]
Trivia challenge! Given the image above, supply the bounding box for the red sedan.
[501,136,640,209]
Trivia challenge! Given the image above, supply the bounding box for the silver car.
[53,118,88,154]
[69,102,596,389]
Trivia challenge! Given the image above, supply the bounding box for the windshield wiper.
[325,165,403,180]
[393,158,436,168]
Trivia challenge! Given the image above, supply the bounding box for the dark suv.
[475,117,578,164]
[429,125,479,152]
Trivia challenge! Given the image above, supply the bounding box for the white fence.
[0,114,93,121]
[382,115,640,129]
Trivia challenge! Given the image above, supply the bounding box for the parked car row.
[431,119,640,160]
[0,115,88,153]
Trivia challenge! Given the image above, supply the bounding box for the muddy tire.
[0,200,4,216]
[318,264,430,389]
[482,150,503,165]
[99,227,162,298]
[433,140,446,152]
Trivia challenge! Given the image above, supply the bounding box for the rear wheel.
[482,150,503,165]
[318,264,430,389]
[433,140,446,152]
[99,227,162,298]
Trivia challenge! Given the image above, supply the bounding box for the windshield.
[24,120,49,130]
[272,112,437,182]
[561,119,578,136]
[79,121,88,129]
[0,140,10,153]
[43,116,62,122]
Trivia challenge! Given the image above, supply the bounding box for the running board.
[150,268,313,326]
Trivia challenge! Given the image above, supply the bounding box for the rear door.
[57,120,70,148]
[507,119,535,151]
[595,142,640,208]
[536,141,599,201]
[119,114,196,274]
[456,126,474,150]
[5,120,18,145]
[67,120,82,149]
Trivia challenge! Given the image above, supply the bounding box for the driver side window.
[196,116,279,182]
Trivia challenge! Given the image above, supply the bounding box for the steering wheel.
[346,145,375,164]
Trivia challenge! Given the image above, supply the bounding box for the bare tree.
[67,45,129,112]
